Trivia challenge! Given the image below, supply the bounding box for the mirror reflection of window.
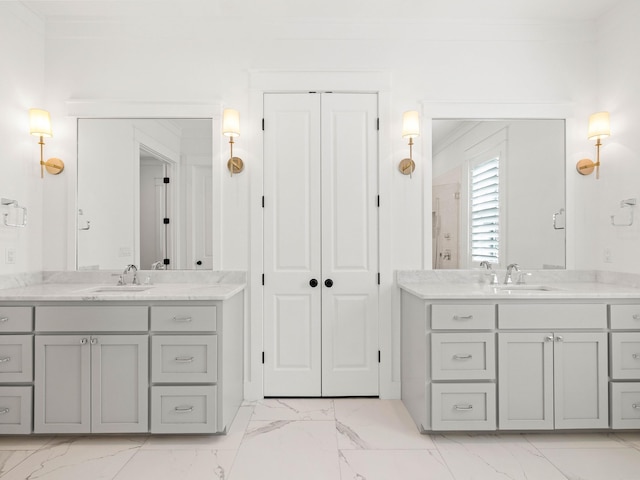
[432,119,565,270]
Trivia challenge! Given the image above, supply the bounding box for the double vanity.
[399,270,640,433]
[0,272,244,436]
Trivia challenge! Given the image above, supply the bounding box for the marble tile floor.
[1,398,640,479]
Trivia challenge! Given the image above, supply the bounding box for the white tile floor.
[2,398,640,479]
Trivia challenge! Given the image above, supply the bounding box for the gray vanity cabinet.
[34,306,149,434]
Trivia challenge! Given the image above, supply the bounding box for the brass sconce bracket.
[399,136,416,177]
[43,158,64,176]
[227,136,244,176]
[399,158,415,176]
[576,137,603,179]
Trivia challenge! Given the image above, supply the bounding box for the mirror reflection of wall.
[432,119,566,270]
[77,118,213,271]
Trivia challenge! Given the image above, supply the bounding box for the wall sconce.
[222,108,244,176]
[29,108,64,179]
[399,110,420,177]
[576,111,610,180]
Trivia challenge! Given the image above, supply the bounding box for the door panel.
[321,93,379,396]
[263,93,322,396]
[498,332,554,430]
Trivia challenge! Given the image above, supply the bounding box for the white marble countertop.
[0,282,245,302]
[397,270,640,300]
[0,270,246,302]
[399,281,640,300]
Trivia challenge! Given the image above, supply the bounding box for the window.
[470,156,499,264]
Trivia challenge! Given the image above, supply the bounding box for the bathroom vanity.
[0,278,244,435]
[399,271,640,433]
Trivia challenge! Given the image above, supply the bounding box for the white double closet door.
[263,92,379,397]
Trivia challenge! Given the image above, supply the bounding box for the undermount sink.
[88,285,154,293]
[492,285,556,292]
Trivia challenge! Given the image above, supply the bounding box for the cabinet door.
[91,335,149,433]
[498,332,554,430]
[34,335,91,433]
[553,331,608,429]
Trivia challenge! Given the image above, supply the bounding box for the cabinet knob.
[555,335,564,342]
[0,356,11,364]
[632,354,640,360]
[324,279,334,288]
[633,314,640,320]
[309,279,318,288]
[0,317,8,323]
[633,404,640,410]
[0,408,10,415]
[545,335,554,342]
[80,338,88,345]
[90,337,98,345]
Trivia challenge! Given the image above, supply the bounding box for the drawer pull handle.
[453,315,473,321]
[172,316,193,323]
[174,356,195,363]
[174,405,194,413]
[0,408,9,415]
[633,404,640,410]
[633,314,640,320]
[453,354,473,360]
[633,354,640,360]
[454,404,473,411]
[0,357,11,364]
[0,317,8,323]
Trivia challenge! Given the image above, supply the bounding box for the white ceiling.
[21,0,625,22]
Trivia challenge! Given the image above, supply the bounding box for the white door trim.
[247,71,394,400]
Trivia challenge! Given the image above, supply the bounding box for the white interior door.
[320,93,379,396]
[263,93,322,396]
[263,92,379,397]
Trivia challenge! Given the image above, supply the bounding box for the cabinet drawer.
[431,383,496,431]
[150,385,217,434]
[151,335,217,383]
[36,306,148,332]
[498,304,606,329]
[0,307,33,333]
[611,333,640,379]
[0,335,32,383]
[431,333,495,380]
[150,306,217,332]
[611,382,640,429]
[610,305,640,330]
[431,305,495,330]
[0,386,32,434]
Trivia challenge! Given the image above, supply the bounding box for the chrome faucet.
[480,261,498,285]
[504,263,520,284]
[122,264,140,285]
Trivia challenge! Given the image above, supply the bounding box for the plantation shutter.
[470,156,499,263]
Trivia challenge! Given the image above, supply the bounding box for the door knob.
[309,279,318,288]
[324,279,334,288]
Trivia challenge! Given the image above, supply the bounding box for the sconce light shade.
[222,109,241,137]
[587,111,610,140]
[401,110,420,139]
[29,108,52,138]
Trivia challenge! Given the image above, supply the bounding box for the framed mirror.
[432,119,565,270]
[77,118,213,270]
